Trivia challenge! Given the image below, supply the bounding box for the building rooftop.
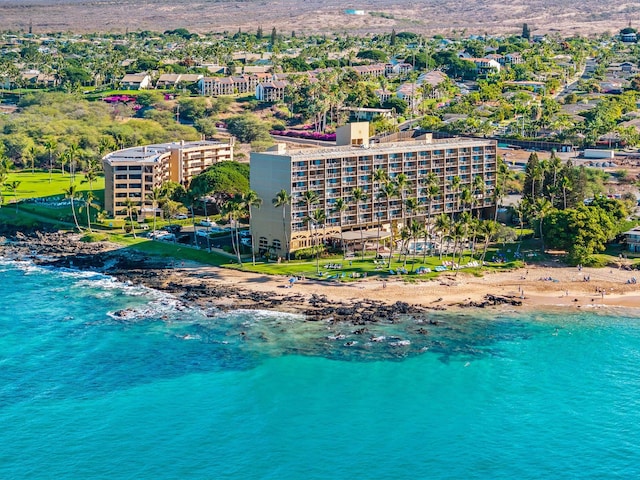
[103,141,227,164]
[263,137,495,161]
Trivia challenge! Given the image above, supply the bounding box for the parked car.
[199,219,217,227]
[162,225,182,234]
[155,232,176,242]
[173,213,188,220]
[239,230,251,238]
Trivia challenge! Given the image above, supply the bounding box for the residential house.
[504,52,524,65]
[255,80,288,102]
[374,88,394,104]
[352,63,387,78]
[623,226,640,252]
[120,73,152,90]
[466,58,501,75]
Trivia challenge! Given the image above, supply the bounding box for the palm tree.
[493,157,509,223]
[272,189,292,261]
[472,174,485,218]
[302,190,319,234]
[66,143,80,184]
[44,138,57,183]
[307,208,326,274]
[434,213,451,260]
[0,171,6,208]
[531,197,552,253]
[394,172,409,227]
[223,195,243,266]
[351,187,367,260]
[373,168,389,255]
[243,190,263,265]
[403,197,420,262]
[7,180,21,213]
[424,182,440,261]
[123,197,138,238]
[409,219,423,271]
[146,187,165,236]
[26,145,38,174]
[64,184,82,231]
[448,175,461,223]
[479,220,499,268]
[80,191,100,232]
[59,150,68,176]
[450,220,466,271]
[333,198,348,258]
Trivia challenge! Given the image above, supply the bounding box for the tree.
[189,161,250,207]
[66,143,80,184]
[523,152,544,202]
[434,213,451,260]
[333,198,348,258]
[351,187,367,260]
[147,187,166,236]
[0,171,6,208]
[6,180,20,212]
[272,189,292,261]
[530,197,553,252]
[80,191,100,232]
[477,220,498,266]
[226,114,272,143]
[302,190,319,234]
[223,194,244,266]
[270,27,277,45]
[522,23,531,40]
[376,181,397,267]
[243,190,262,265]
[307,208,326,274]
[64,184,82,231]
[177,97,208,123]
[43,138,57,183]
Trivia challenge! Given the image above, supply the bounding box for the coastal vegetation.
[1,26,639,271]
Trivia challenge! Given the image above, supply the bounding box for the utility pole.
[175,103,179,124]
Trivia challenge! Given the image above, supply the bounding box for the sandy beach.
[2,230,639,319]
[176,261,640,312]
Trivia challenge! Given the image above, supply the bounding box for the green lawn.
[107,234,232,266]
[1,170,104,205]
[235,249,525,281]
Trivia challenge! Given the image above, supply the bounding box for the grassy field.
[1,170,104,204]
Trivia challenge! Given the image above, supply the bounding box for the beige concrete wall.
[250,151,292,257]
[336,122,370,147]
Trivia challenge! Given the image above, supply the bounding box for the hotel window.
[259,237,268,248]
[272,239,282,250]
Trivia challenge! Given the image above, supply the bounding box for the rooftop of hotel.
[260,137,496,161]
[103,140,228,164]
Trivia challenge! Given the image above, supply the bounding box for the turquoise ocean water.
[2,258,640,479]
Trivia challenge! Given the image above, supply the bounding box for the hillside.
[0,0,636,36]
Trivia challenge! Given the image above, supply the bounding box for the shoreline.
[2,230,640,322]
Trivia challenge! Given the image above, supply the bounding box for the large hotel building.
[250,123,497,257]
[103,140,233,218]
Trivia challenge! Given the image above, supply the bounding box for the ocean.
[2,258,640,479]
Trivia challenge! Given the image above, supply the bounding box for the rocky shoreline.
[0,229,525,325]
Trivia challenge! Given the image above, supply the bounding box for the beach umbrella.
[289,277,297,284]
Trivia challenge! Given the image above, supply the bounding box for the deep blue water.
[2,258,640,479]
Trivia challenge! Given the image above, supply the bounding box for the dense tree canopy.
[188,161,250,202]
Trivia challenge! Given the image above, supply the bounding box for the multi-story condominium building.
[103,140,233,218]
[250,123,497,257]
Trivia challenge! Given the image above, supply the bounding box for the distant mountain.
[0,0,635,36]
